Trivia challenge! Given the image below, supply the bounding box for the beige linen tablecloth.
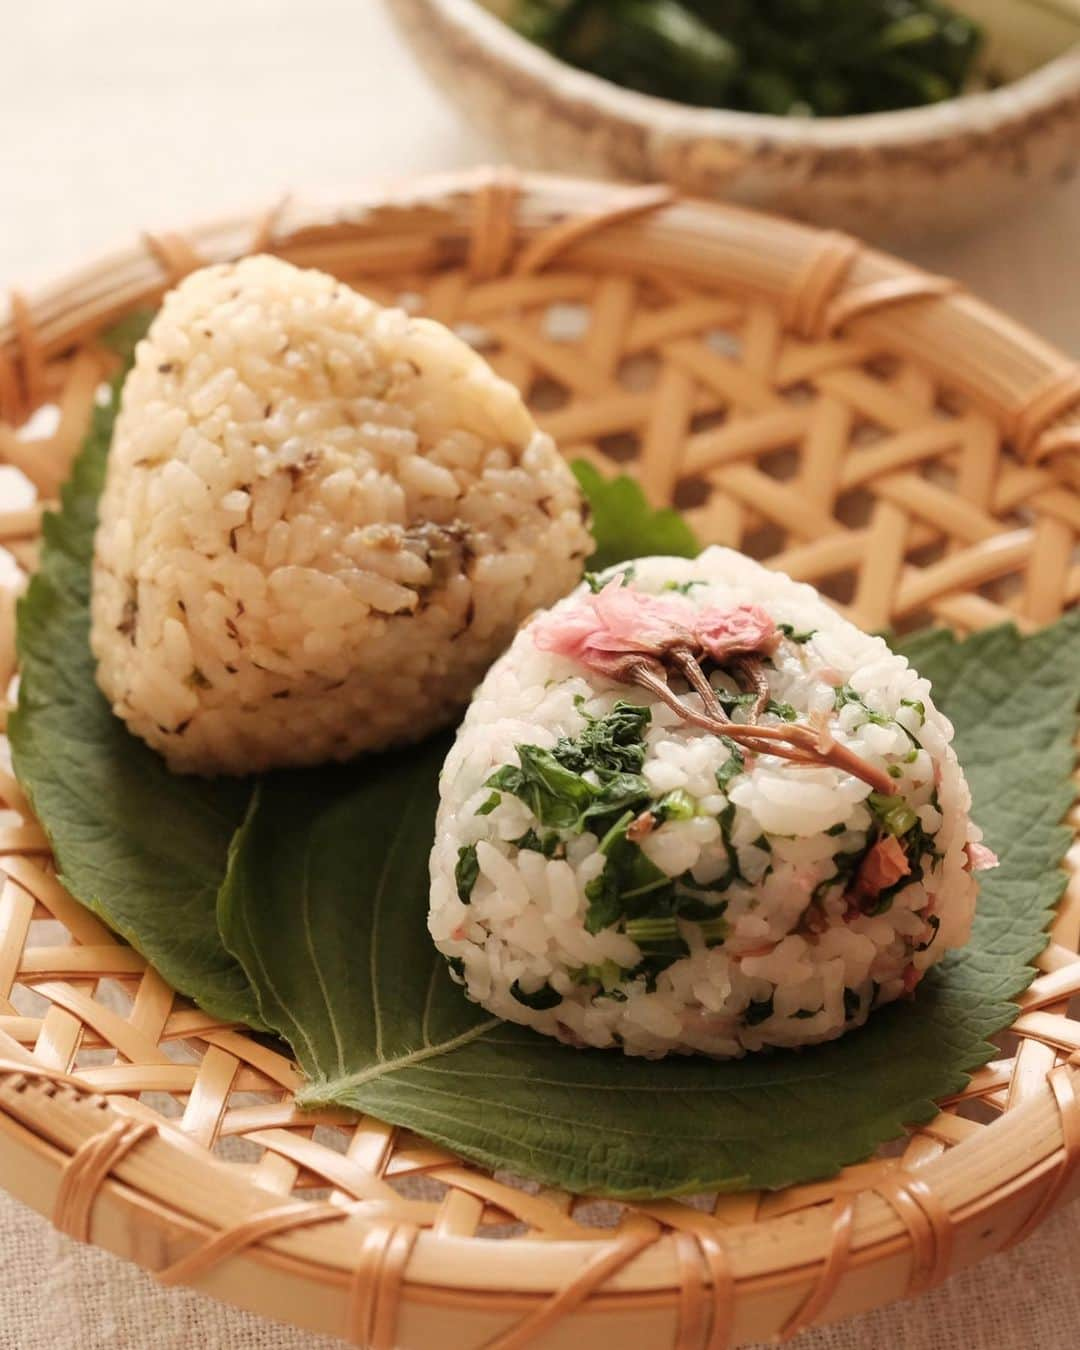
[3,3,1079,1346]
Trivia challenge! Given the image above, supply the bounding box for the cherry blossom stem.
[731,656,770,721]
[669,648,729,722]
[626,661,896,795]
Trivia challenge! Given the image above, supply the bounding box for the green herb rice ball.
[429,549,995,1059]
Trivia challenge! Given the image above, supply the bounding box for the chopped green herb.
[900,697,926,724]
[512,828,561,857]
[866,830,933,911]
[834,684,892,727]
[587,773,655,833]
[662,579,706,595]
[625,915,682,950]
[615,859,678,910]
[837,687,925,753]
[475,791,501,816]
[868,792,919,838]
[486,702,653,837]
[713,689,797,724]
[454,844,479,904]
[888,765,904,779]
[570,959,627,992]
[490,707,659,904]
[510,980,563,1010]
[811,842,871,904]
[554,699,652,776]
[904,748,919,763]
[488,741,649,836]
[585,825,675,933]
[676,876,731,903]
[586,801,742,936]
[833,684,859,711]
[862,784,942,916]
[715,738,746,792]
[583,563,636,593]
[716,800,745,886]
[744,996,775,1027]
[713,687,760,714]
[657,788,696,821]
[915,914,941,952]
[778,623,816,643]
[766,699,797,722]
[487,750,594,831]
[628,951,686,991]
[596,809,636,856]
[696,915,729,946]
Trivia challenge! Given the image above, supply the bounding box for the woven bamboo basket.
[0,169,1078,1349]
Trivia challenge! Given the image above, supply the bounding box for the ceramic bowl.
[388,0,1080,240]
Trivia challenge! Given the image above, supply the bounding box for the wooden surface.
[1,5,1079,1349]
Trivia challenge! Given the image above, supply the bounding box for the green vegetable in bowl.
[508,0,985,116]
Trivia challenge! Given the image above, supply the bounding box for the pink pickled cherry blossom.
[531,580,695,679]
[694,603,778,662]
[965,840,999,872]
[590,580,696,652]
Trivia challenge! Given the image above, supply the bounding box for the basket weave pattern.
[0,171,1078,1348]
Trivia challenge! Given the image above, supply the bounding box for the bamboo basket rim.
[0,168,1078,1347]
[420,0,1080,147]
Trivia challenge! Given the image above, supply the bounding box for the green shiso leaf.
[572,459,700,570]
[219,615,1080,1196]
[14,347,1079,1196]
[217,743,501,1096]
[8,359,261,1027]
[100,308,154,363]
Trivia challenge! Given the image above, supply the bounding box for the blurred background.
[3,0,1079,351]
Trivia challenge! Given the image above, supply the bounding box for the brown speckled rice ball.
[91,255,591,774]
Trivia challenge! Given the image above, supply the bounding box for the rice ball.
[90,256,591,774]
[428,548,994,1059]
